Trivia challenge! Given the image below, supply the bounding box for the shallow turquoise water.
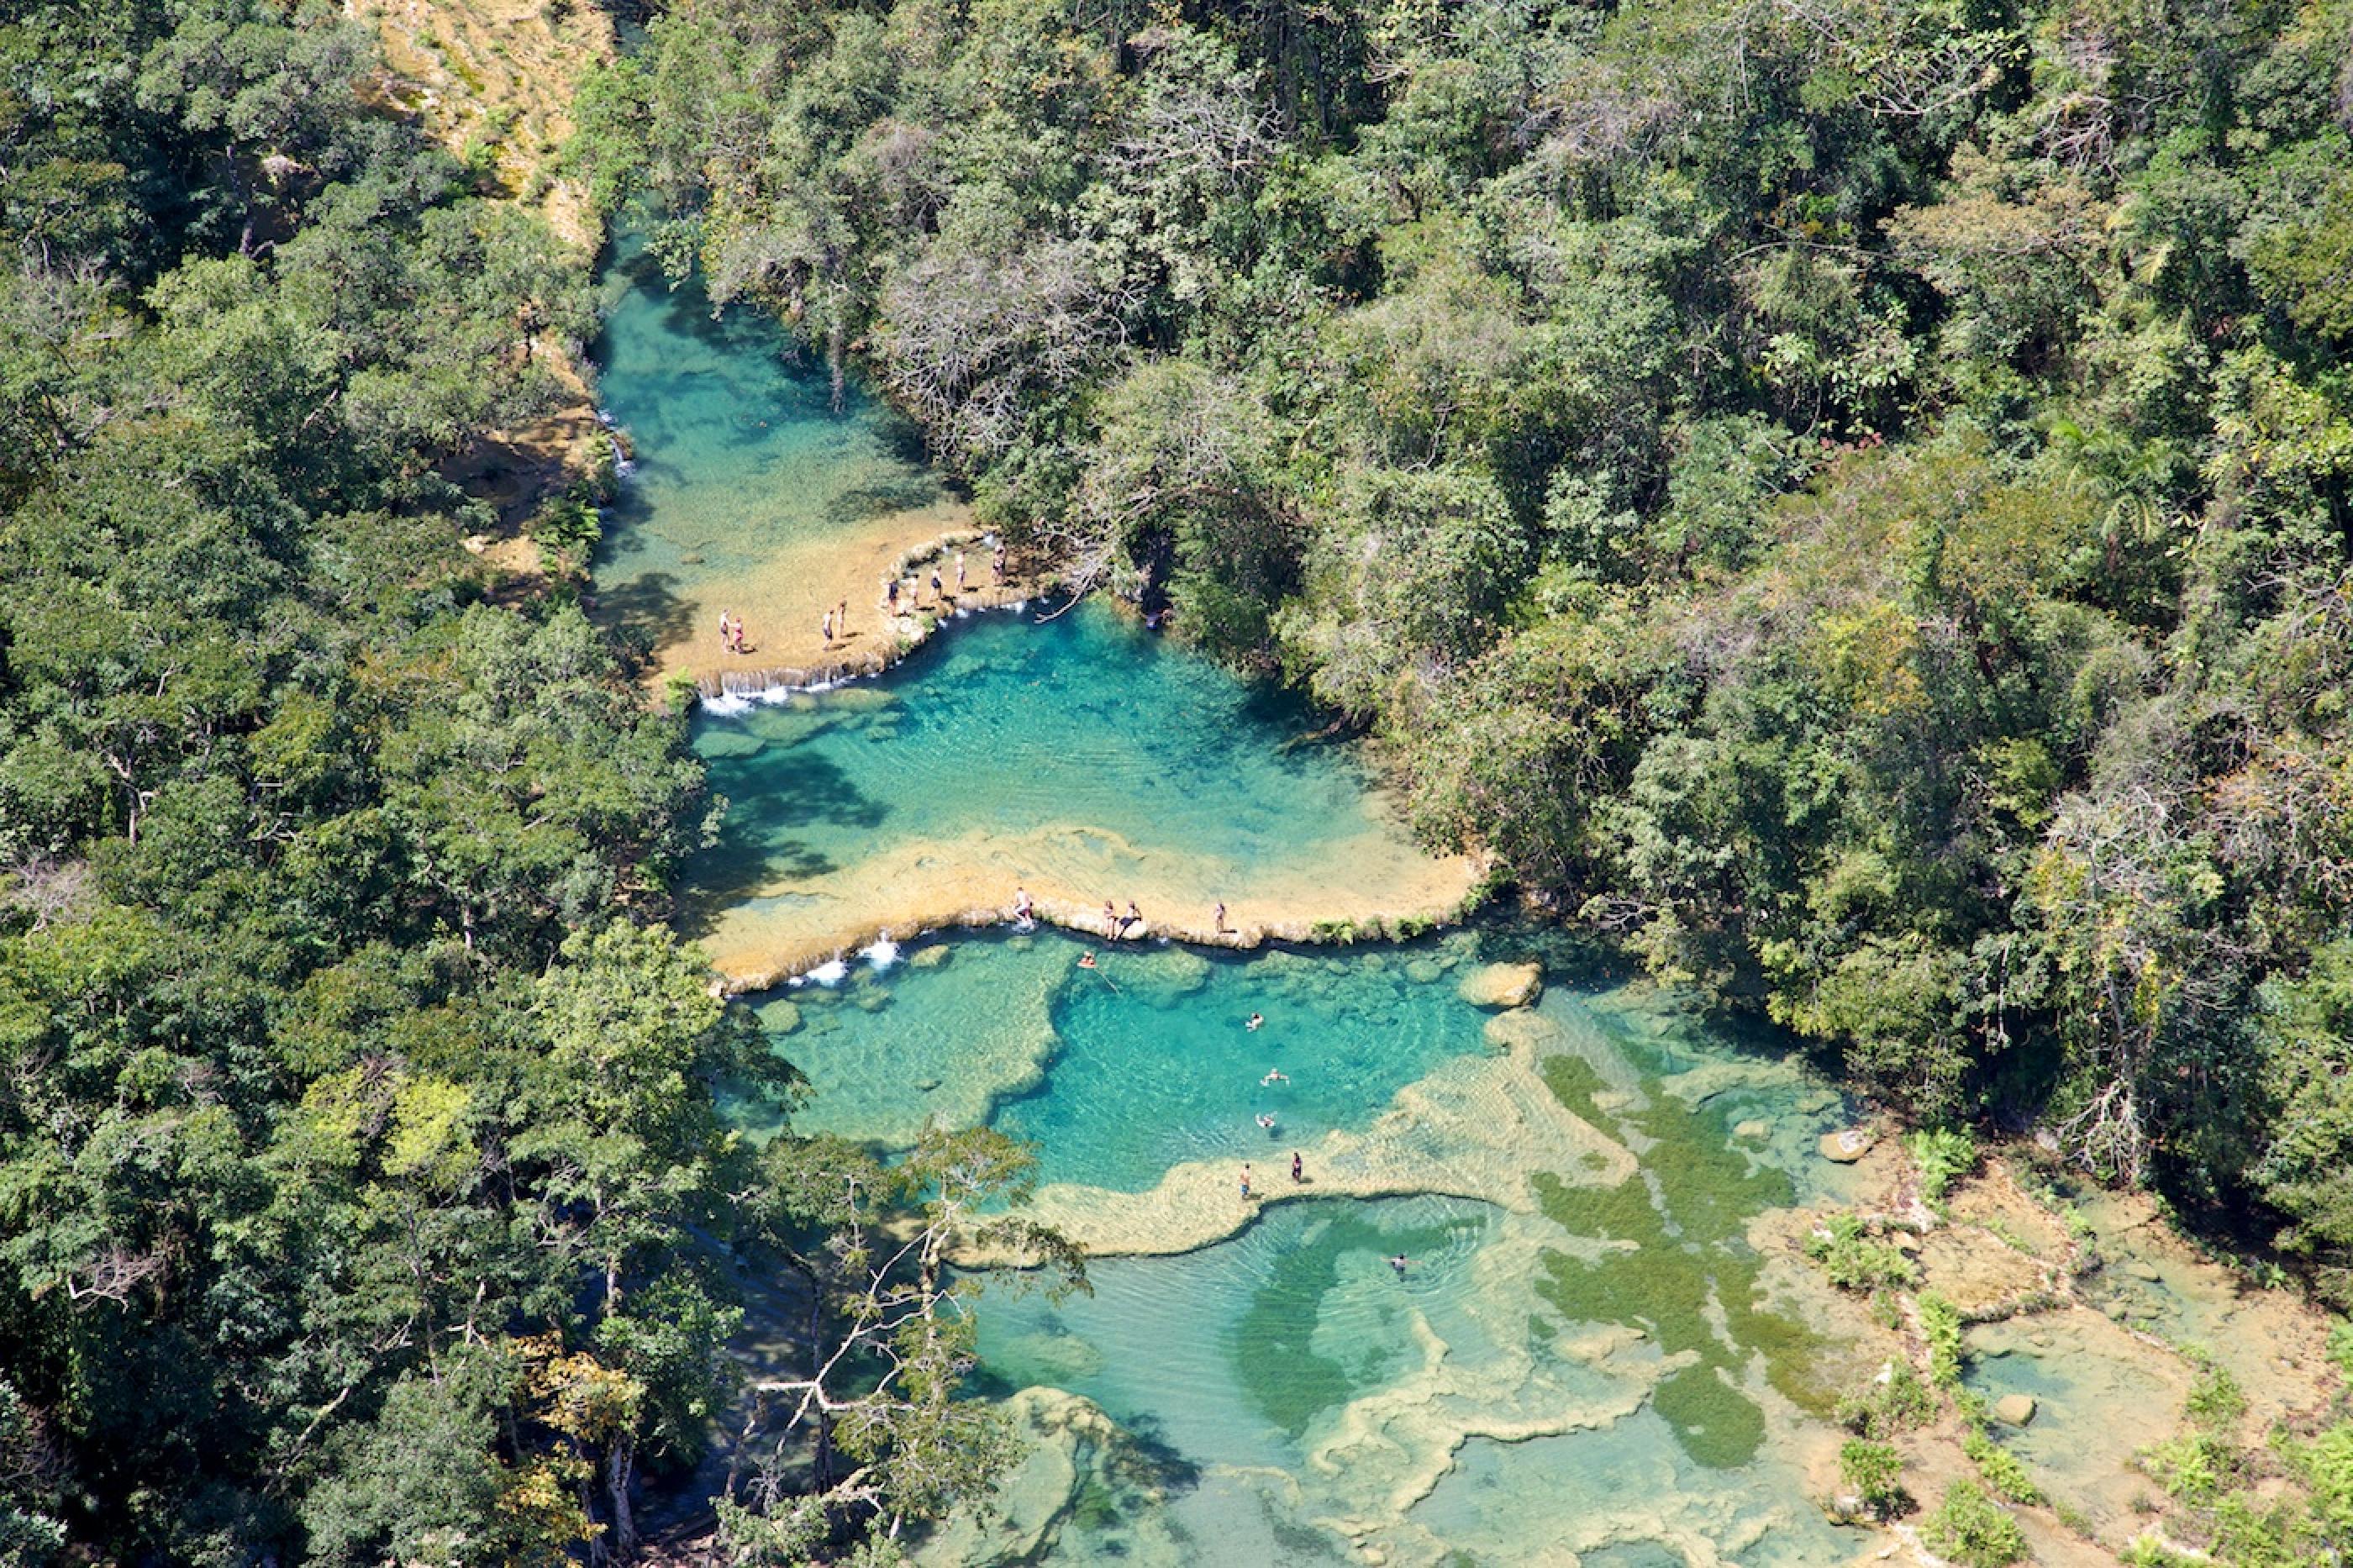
[687,601,1401,912]
[943,963,1867,1565]
[590,233,948,650]
[761,931,1490,1191]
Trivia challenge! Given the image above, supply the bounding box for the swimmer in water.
[1246,1013,1263,1031]
[1261,1069,1288,1087]
[1255,1113,1277,1132]
[1077,952,1097,970]
[1389,1254,1411,1278]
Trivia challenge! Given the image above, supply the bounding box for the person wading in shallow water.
[1240,1165,1253,1200]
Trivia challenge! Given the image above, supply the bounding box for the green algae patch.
[1532,1010,1833,1467]
[1229,1207,1458,1439]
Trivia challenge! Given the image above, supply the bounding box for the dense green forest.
[580,0,2353,1297]
[8,0,2353,1558]
[0,3,1076,1563]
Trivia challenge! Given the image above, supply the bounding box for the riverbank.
[698,835,1483,992]
[649,528,1050,699]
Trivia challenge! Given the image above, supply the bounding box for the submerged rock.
[1995,1392,2038,1427]
[1482,1008,1562,1055]
[1457,961,1543,1009]
[908,944,950,968]
[1405,957,1445,985]
[1733,1118,1770,1139]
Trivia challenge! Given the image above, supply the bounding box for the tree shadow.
[687,745,892,905]
[824,476,946,527]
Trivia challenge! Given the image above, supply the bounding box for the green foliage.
[1909,1127,1980,1216]
[1919,1292,1966,1392]
[1924,1479,2029,1568]
[1963,1429,2044,1506]
[571,0,2353,1308]
[1838,1360,1940,1439]
[0,5,1024,1561]
[1839,1439,1911,1518]
[1804,1212,1919,1292]
[533,492,603,564]
[2183,1351,2250,1433]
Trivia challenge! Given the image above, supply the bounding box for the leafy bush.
[1908,1127,1979,1215]
[1964,1429,2043,1505]
[1804,1213,1919,1292]
[534,494,604,563]
[1923,1479,2027,1568]
[2183,1351,2248,1432]
[1839,1439,1910,1518]
[1838,1360,1939,1437]
[2141,1432,2234,1505]
[1919,1292,1965,1391]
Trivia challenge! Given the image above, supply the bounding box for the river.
[591,245,1893,1567]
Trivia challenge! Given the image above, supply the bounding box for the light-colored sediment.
[955,1005,1632,1266]
[699,813,1484,994]
[640,518,1058,698]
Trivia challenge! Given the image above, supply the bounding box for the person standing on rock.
[1240,1165,1253,1200]
[835,599,848,639]
[955,550,967,590]
[930,566,944,604]
[885,576,899,614]
[1291,1151,1304,1184]
[1214,901,1229,934]
[822,608,834,645]
[992,543,1007,584]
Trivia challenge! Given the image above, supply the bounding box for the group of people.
[878,541,1009,622]
[1103,899,1145,939]
[717,539,1011,665]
